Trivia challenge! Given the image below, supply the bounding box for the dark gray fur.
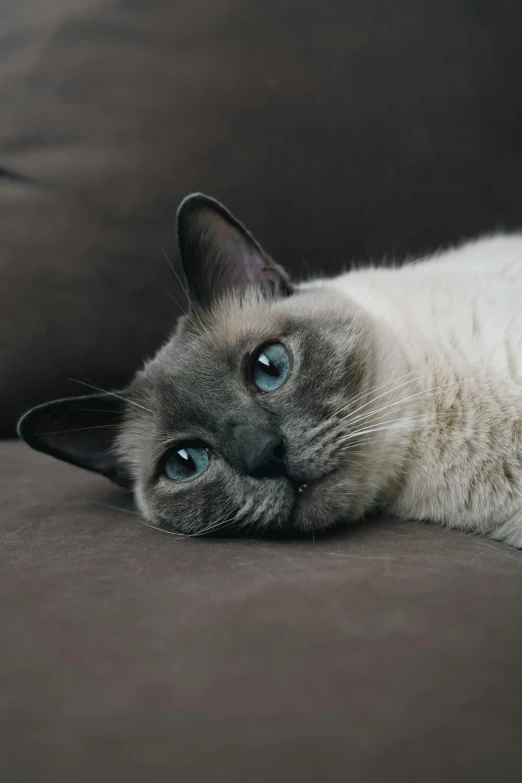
[18,194,378,536]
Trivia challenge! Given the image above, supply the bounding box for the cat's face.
[120,287,375,534]
[18,194,379,536]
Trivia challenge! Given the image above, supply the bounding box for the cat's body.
[18,196,522,547]
[309,234,522,546]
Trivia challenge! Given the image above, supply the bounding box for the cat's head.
[18,194,382,535]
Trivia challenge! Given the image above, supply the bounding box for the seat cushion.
[2,440,522,782]
[3,0,522,435]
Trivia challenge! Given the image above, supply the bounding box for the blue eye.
[164,443,209,481]
[250,342,290,392]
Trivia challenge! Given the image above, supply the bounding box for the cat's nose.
[247,431,286,477]
[234,426,286,478]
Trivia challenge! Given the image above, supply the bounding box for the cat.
[18,193,522,547]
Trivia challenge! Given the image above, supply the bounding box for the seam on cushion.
[0,165,44,187]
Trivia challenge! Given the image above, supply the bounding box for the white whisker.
[340,379,464,430]
[287,368,316,382]
[70,378,155,415]
[93,501,141,516]
[157,241,218,350]
[332,368,423,417]
[152,272,188,316]
[336,370,437,423]
[37,424,120,435]
[337,411,453,446]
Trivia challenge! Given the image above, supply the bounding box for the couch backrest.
[2,0,521,436]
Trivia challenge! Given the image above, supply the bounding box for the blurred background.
[2,0,522,434]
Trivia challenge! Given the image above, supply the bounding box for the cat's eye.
[250,342,290,392]
[163,442,209,481]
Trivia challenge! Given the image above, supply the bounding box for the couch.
[2,2,522,781]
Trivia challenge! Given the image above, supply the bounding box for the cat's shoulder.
[425,232,522,271]
[295,232,522,313]
[299,231,522,290]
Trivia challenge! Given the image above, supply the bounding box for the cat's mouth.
[285,472,341,531]
[292,476,324,498]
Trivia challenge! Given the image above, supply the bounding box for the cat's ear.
[177,193,293,310]
[17,393,132,488]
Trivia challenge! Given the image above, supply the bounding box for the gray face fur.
[121,288,375,534]
[18,194,379,536]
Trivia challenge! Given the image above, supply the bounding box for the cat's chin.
[286,471,358,533]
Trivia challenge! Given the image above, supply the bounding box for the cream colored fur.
[309,235,522,547]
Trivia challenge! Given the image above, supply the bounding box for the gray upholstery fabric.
[2,441,522,782]
[2,0,522,434]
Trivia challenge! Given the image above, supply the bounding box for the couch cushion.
[2,440,522,782]
[3,0,522,435]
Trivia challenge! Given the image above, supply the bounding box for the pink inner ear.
[207,217,267,291]
[179,195,291,306]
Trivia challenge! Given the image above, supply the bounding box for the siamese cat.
[18,194,522,547]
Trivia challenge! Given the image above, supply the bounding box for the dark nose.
[234,426,286,477]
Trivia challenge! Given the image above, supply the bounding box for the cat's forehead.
[167,295,287,364]
[140,294,288,393]
[196,291,288,347]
